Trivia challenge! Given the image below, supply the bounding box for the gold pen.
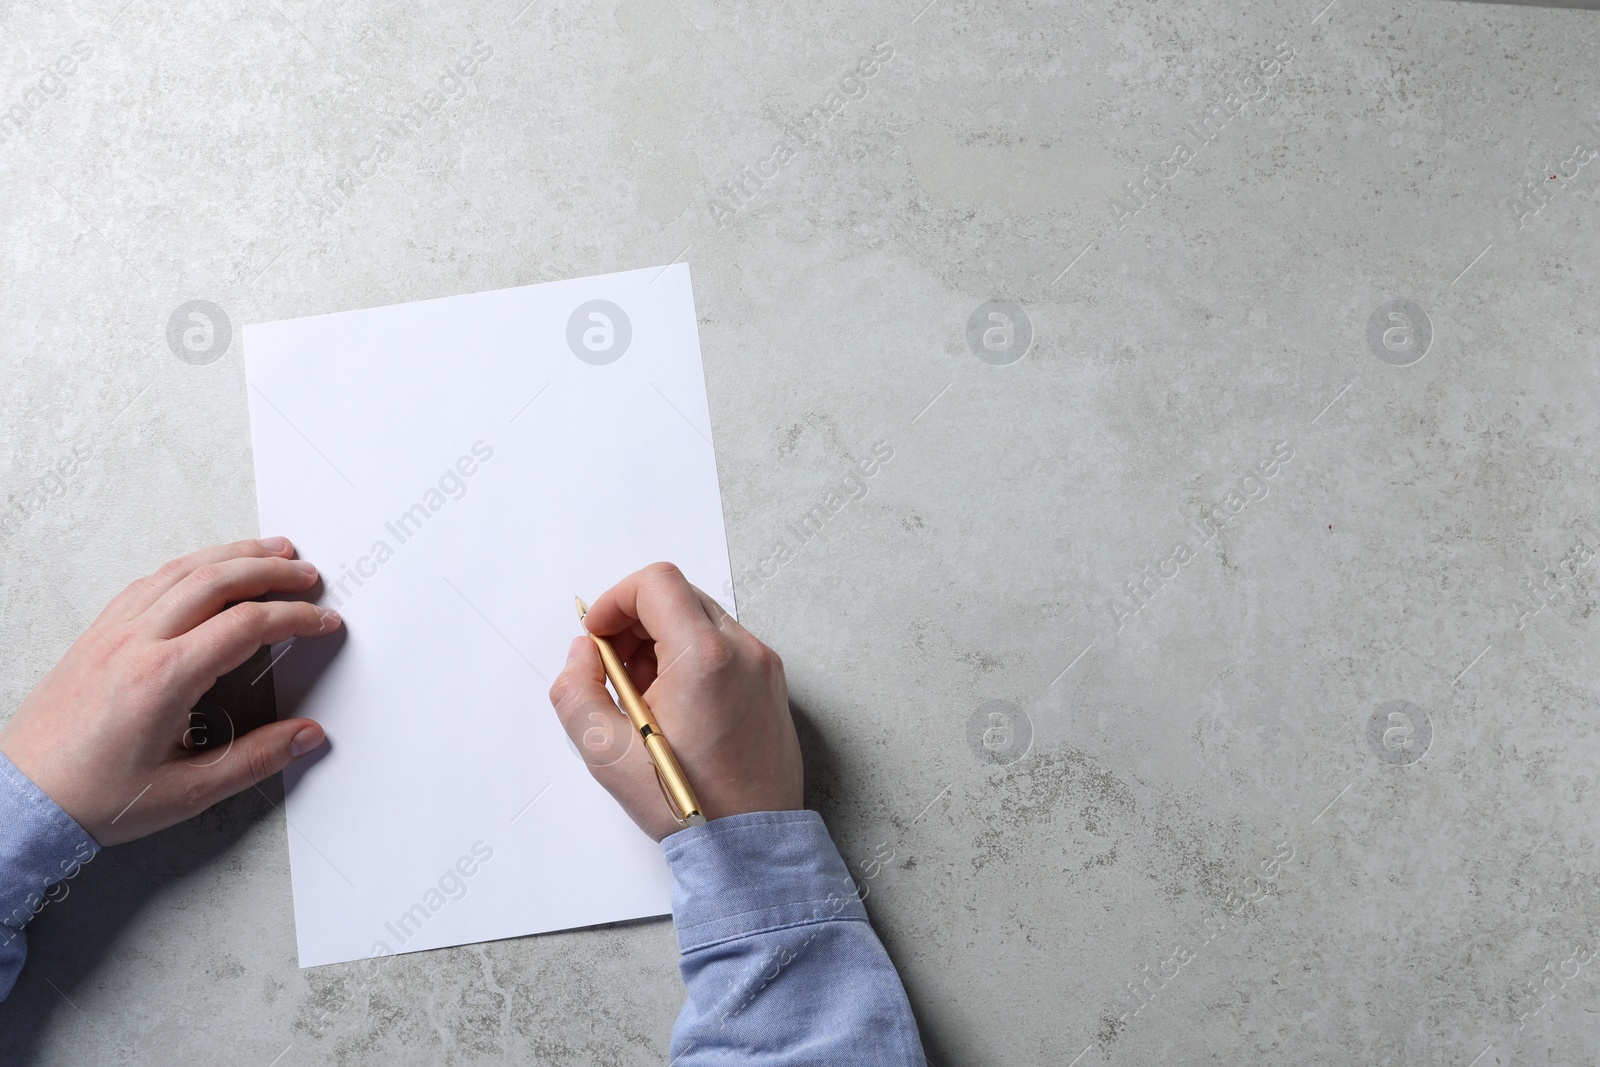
[575,597,706,828]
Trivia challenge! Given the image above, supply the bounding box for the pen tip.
[574,596,589,619]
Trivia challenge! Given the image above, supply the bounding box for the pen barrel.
[589,634,658,732]
[587,630,703,825]
[643,732,704,825]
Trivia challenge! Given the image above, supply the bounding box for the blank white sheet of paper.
[243,264,733,968]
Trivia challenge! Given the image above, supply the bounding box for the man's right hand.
[548,563,803,841]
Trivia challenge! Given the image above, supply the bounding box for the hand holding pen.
[550,563,804,841]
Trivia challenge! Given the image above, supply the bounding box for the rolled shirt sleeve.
[0,753,100,1001]
[663,810,925,1065]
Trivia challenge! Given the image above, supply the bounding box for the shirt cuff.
[661,809,866,955]
[0,754,99,936]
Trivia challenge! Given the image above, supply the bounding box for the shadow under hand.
[790,698,952,1067]
[268,624,347,799]
[791,697,856,827]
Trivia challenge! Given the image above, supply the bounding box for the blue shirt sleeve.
[0,753,100,1001]
[661,810,924,1065]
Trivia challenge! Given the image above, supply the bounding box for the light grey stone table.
[3,0,1600,1063]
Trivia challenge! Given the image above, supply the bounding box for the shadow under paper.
[1445,0,1600,8]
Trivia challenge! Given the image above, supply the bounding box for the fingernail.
[318,609,341,633]
[290,725,323,759]
[259,536,290,553]
[291,559,317,577]
[567,636,588,661]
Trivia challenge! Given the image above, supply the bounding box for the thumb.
[549,636,634,769]
[187,718,325,804]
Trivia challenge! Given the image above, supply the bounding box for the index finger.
[582,562,720,651]
[104,537,298,621]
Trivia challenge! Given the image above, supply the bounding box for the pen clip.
[653,763,692,828]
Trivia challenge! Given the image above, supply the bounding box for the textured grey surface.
[3,0,1600,1063]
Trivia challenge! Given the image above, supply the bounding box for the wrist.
[662,810,866,954]
[0,753,101,948]
[0,735,97,845]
